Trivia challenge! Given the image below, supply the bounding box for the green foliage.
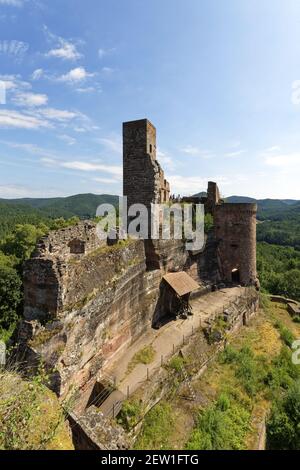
[186,394,251,450]
[0,193,119,226]
[264,346,300,391]
[274,321,295,348]
[134,402,174,450]
[0,369,73,450]
[267,382,300,450]
[257,242,300,301]
[117,400,143,431]
[1,224,48,265]
[0,202,48,241]
[168,355,186,372]
[0,265,22,331]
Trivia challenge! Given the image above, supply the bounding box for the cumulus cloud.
[43,25,83,61]
[13,91,48,107]
[58,67,94,83]
[46,41,82,61]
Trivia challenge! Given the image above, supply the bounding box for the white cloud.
[228,140,241,149]
[101,66,114,74]
[0,74,31,92]
[0,109,50,129]
[265,152,300,167]
[93,177,119,184]
[31,68,43,80]
[0,40,28,60]
[98,47,115,59]
[157,149,175,171]
[0,140,43,153]
[168,174,229,195]
[58,67,94,83]
[0,0,23,6]
[97,137,122,154]
[46,41,82,61]
[265,146,281,152]
[291,80,300,105]
[13,91,48,107]
[58,134,76,145]
[32,107,84,122]
[0,184,66,199]
[43,25,82,61]
[181,145,213,159]
[224,150,247,158]
[42,157,122,178]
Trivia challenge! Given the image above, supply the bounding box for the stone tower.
[123,119,170,213]
[214,203,257,286]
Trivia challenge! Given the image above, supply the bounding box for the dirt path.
[104,287,246,396]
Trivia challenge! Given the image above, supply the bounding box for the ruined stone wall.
[206,181,221,214]
[23,221,105,321]
[22,238,164,397]
[214,203,257,285]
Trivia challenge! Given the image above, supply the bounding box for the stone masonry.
[20,118,259,421]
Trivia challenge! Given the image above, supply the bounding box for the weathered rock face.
[22,238,163,398]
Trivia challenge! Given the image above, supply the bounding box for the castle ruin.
[19,119,259,446]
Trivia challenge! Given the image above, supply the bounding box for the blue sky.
[0,0,300,200]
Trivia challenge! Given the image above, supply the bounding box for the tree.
[0,265,22,330]
[1,224,48,264]
[267,383,300,450]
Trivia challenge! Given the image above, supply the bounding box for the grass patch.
[0,370,73,450]
[127,345,156,373]
[274,321,295,348]
[134,402,174,450]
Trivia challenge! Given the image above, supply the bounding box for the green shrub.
[134,402,174,450]
[274,321,295,348]
[186,394,251,450]
[168,356,185,373]
[117,399,143,431]
[264,347,300,391]
[267,382,300,450]
[220,345,239,364]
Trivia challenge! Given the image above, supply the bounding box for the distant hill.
[226,196,257,204]
[225,196,300,220]
[0,193,119,220]
[0,202,49,240]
